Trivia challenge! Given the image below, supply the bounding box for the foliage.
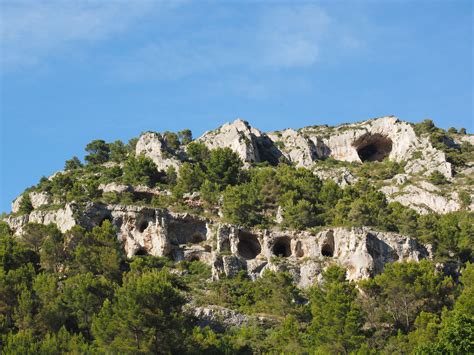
[109,140,128,162]
[85,139,110,165]
[64,156,83,171]
[178,129,193,145]
[428,170,449,185]
[18,193,33,215]
[123,154,162,187]
[307,266,365,353]
[92,269,188,353]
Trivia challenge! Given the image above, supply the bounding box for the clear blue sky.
[1,0,472,213]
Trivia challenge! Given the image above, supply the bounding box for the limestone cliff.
[5,203,431,287]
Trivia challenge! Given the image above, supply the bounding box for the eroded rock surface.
[135,131,182,171]
[5,203,431,287]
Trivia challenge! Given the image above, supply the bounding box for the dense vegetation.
[2,125,473,353]
[0,221,472,353]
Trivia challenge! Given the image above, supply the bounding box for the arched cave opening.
[272,237,291,257]
[354,134,393,162]
[99,215,113,226]
[237,231,261,260]
[321,243,334,257]
[138,221,149,233]
[295,241,304,258]
[134,247,148,256]
[191,233,205,244]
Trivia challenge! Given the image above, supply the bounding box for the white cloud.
[0,0,169,71]
[257,5,331,68]
[110,4,355,83]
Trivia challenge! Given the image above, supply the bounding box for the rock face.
[5,203,431,287]
[198,119,281,164]
[12,191,53,213]
[380,182,463,214]
[135,131,182,171]
[10,116,472,216]
[7,203,77,233]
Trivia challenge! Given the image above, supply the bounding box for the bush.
[428,171,449,185]
[18,194,34,214]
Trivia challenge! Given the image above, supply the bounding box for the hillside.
[1,116,473,353]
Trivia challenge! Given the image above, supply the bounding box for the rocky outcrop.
[10,116,470,216]
[135,131,182,171]
[198,119,281,164]
[267,129,326,168]
[7,203,77,233]
[5,203,431,287]
[380,182,465,214]
[12,191,53,213]
[301,116,452,178]
[186,305,274,331]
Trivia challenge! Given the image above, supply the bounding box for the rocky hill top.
[2,115,473,353]
[4,115,473,285]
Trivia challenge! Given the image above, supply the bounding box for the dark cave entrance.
[237,231,261,260]
[295,241,304,258]
[354,134,393,162]
[138,221,149,233]
[134,247,148,256]
[272,237,291,257]
[321,231,335,258]
[321,243,334,257]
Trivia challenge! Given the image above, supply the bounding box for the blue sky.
[0,0,472,213]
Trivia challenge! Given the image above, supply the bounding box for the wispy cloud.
[0,0,173,71]
[111,4,358,83]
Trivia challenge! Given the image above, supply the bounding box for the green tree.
[308,266,365,353]
[282,199,318,230]
[123,154,162,187]
[178,129,193,145]
[109,140,128,162]
[165,166,178,186]
[21,223,61,255]
[85,139,110,165]
[173,162,205,197]
[64,156,83,171]
[92,270,188,353]
[359,261,454,334]
[61,273,115,337]
[163,131,180,150]
[0,228,38,272]
[186,142,210,162]
[69,221,124,282]
[222,183,262,226]
[40,230,66,273]
[205,147,243,188]
[18,193,33,215]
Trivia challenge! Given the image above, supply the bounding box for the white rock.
[135,132,182,172]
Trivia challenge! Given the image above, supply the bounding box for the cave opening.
[321,243,334,257]
[168,220,208,245]
[237,231,261,260]
[295,241,304,258]
[138,221,149,233]
[354,134,393,162]
[272,237,291,257]
[99,215,113,226]
[134,247,148,256]
[191,233,205,244]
